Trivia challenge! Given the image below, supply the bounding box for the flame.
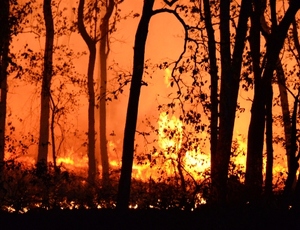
[156,112,211,180]
[158,112,183,154]
[3,114,287,188]
[164,68,172,87]
[56,148,88,173]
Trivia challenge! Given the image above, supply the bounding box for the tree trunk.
[276,62,292,172]
[283,17,300,209]
[37,0,54,172]
[99,0,114,188]
[245,0,264,201]
[265,80,273,197]
[283,91,299,208]
[78,0,97,183]
[87,47,97,183]
[116,0,154,210]
[212,0,251,204]
[50,100,57,169]
[246,0,300,202]
[212,0,231,205]
[0,0,10,164]
[203,0,218,187]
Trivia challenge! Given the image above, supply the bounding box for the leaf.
[133,13,140,18]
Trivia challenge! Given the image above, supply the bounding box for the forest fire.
[1,0,300,218]
[1,93,289,213]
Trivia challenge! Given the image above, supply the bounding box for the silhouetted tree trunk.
[282,19,300,204]
[117,0,154,210]
[37,0,54,172]
[78,0,97,183]
[265,80,273,197]
[99,0,114,188]
[212,0,251,204]
[245,0,263,200]
[291,92,300,210]
[203,0,218,186]
[50,98,57,169]
[214,0,231,204]
[276,62,292,172]
[246,0,300,201]
[283,91,299,208]
[0,0,9,164]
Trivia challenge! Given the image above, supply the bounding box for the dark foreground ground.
[1,205,300,230]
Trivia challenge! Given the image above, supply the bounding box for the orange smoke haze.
[5,0,289,187]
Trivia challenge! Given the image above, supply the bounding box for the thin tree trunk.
[50,99,57,169]
[265,81,273,197]
[99,0,114,188]
[283,16,300,208]
[245,0,264,200]
[283,92,299,207]
[276,62,292,172]
[246,0,300,202]
[78,0,97,183]
[116,0,154,210]
[203,0,218,190]
[212,0,251,204]
[260,0,282,199]
[0,0,10,164]
[37,0,54,172]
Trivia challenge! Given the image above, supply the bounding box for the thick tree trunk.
[78,0,97,183]
[0,0,10,164]
[116,0,154,210]
[245,0,264,200]
[99,0,114,187]
[212,0,251,204]
[37,0,54,172]
[213,0,231,205]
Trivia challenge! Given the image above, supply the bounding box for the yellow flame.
[158,112,183,152]
[164,68,172,87]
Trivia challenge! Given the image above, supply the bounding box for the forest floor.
[1,205,300,230]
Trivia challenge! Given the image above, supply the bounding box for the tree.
[99,0,115,188]
[245,0,264,200]
[78,0,98,183]
[116,0,155,210]
[280,16,300,207]
[283,88,300,207]
[208,0,251,204]
[202,0,218,184]
[77,0,117,184]
[0,0,10,164]
[245,0,300,201]
[37,0,54,172]
[0,0,32,165]
[260,0,275,198]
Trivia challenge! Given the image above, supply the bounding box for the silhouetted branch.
[163,0,178,7]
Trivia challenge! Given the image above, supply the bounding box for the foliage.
[0,160,118,212]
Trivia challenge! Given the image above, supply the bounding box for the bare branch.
[163,0,178,7]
